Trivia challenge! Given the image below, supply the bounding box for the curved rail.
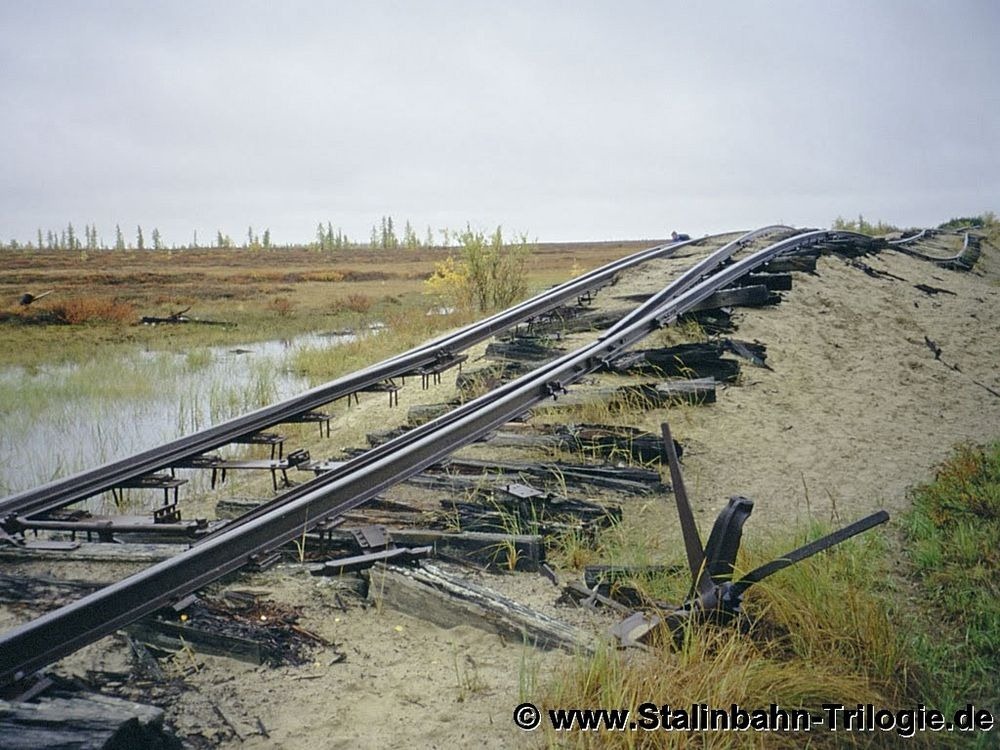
[0,227,842,686]
[0,233,723,523]
[889,230,979,268]
[887,229,930,245]
[192,226,794,542]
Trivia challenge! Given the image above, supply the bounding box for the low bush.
[50,297,135,324]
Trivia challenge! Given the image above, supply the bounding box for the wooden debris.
[365,562,595,653]
[545,378,717,410]
[581,564,683,606]
[678,308,735,334]
[554,423,664,463]
[485,337,563,362]
[440,487,621,535]
[0,690,180,750]
[310,546,432,576]
[560,579,632,614]
[478,422,665,463]
[729,272,794,291]
[140,306,233,327]
[603,342,741,382]
[0,542,178,564]
[689,285,778,312]
[526,308,623,335]
[761,254,818,273]
[419,457,664,495]
[316,527,544,572]
[914,283,956,296]
[455,361,531,398]
[129,596,320,667]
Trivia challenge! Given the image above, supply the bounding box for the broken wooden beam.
[485,337,563,362]
[678,308,735,334]
[365,562,595,653]
[0,542,179,564]
[455,361,530,398]
[726,272,793,292]
[127,618,268,666]
[527,309,624,336]
[310,546,432,576]
[440,488,621,534]
[689,284,778,312]
[602,343,741,382]
[320,527,544,572]
[761,254,818,273]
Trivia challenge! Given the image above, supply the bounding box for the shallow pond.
[0,330,356,495]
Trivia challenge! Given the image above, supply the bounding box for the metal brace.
[610,421,890,647]
[545,381,567,400]
[351,525,391,553]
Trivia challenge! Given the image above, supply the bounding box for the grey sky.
[1,1,997,245]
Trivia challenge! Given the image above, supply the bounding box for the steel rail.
[192,227,790,542]
[607,224,796,335]
[887,229,930,245]
[889,230,975,265]
[0,233,720,523]
[0,228,838,686]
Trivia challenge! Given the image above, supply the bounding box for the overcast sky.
[1,1,997,245]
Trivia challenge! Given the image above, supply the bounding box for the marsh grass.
[0,341,304,493]
[541,527,921,749]
[902,442,1000,717]
[290,306,474,384]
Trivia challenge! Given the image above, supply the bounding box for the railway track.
[0,226,882,687]
[888,228,981,269]
[0,230,709,524]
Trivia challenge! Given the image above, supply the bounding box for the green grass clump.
[542,523,921,749]
[903,442,1000,715]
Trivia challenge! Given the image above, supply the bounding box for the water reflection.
[0,331,356,495]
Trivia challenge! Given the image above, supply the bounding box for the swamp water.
[0,331,357,496]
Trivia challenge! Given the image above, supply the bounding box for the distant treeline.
[1,215,453,252]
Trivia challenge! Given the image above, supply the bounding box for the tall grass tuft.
[540,525,924,748]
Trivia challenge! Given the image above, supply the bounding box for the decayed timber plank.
[689,284,774,312]
[0,542,178,564]
[127,620,264,665]
[0,691,178,750]
[545,378,717,410]
[762,254,818,273]
[324,528,544,572]
[365,562,594,653]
